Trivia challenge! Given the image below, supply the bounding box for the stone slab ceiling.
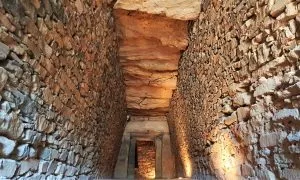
[114,0,200,116]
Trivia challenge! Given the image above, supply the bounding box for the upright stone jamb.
[128,137,137,179]
[155,136,163,178]
[114,135,131,178]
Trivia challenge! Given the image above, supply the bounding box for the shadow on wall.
[0,0,127,178]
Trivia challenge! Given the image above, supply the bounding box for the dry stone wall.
[0,0,127,179]
[168,0,300,179]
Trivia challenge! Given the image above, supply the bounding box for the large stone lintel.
[114,0,201,20]
[128,108,169,116]
[114,0,194,114]
[114,9,189,49]
[126,96,170,109]
[126,86,173,99]
[124,120,170,134]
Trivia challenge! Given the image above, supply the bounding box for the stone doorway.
[113,118,175,179]
[135,141,156,179]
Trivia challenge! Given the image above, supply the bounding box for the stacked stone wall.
[168,0,300,179]
[0,0,127,179]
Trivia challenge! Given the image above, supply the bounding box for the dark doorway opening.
[135,141,156,179]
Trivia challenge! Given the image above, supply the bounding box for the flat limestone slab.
[126,86,173,99]
[115,10,188,49]
[126,96,170,109]
[122,59,178,71]
[128,108,170,116]
[125,75,177,89]
[119,38,181,61]
[124,120,169,133]
[130,116,167,121]
[114,0,201,20]
[114,0,197,116]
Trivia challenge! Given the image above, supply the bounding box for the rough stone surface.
[0,42,9,60]
[114,3,191,116]
[19,159,39,175]
[0,0,299,179]
[260,132,287,148]
[16,144,30,159]
[281,169,300,180]
[0,67,8,91]
[0,159,17,178]
[0,136,16,156]
[168,0,300,179]
[0,0,127,178]
[287,132,300,142]
[114,0,200,20]
[274,108,300,121]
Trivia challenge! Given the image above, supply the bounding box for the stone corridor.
[0,0,299,179]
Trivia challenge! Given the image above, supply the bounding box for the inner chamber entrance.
[135,141,156,179]
[114,120,175,179]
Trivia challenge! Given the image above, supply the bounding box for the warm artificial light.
[210,129,244,180]
[179,137,192,177]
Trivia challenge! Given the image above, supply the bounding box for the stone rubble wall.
[0,0,127,179]
[168,0,300,179]
[136,141,156,179]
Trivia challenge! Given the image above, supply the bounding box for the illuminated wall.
[209,129,245,179]
[168,92,193,178]
[136,141,156,179]
[168,0,300,179]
